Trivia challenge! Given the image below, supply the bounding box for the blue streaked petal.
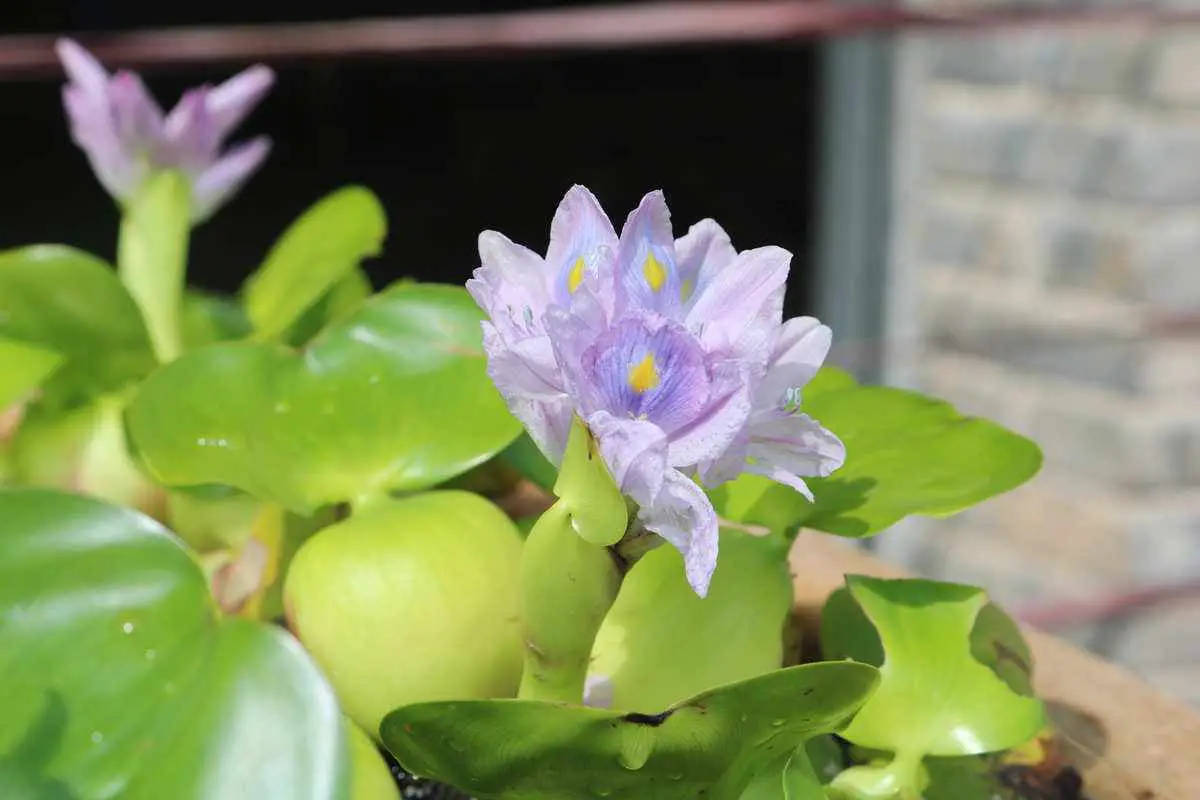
[666,359,753,468]
[206,65,275,141]
[55,39,109,102]
[160,88,220,172]
[547,185,619,305]
[744,411,845,500]
[638,470,719,597]
[686,245,789,362]
[473,229,553,340]
[617,191,682,317]
[191,136,272,223]
[755,316,831,412]
[61,84,142,201]
[579,315,709,434]
[482,323,563,400]
[675,218,736,305]
[109,71,164,151]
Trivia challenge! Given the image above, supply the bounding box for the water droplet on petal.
[90,731,103,744]
[771,719,786,727]
[121,621,134,634]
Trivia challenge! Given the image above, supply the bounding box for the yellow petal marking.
[568,256,586,293]
[643,252,666,292]
[627,353,660,395]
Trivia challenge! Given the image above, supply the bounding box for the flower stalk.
[117,170,191,363]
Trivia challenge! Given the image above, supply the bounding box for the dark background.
[1,1,821,312]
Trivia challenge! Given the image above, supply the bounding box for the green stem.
[517,500,623,703]
[117,170,192,363]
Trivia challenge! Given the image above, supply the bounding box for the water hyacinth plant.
[470,186,844,596]
[0,41,1070,800]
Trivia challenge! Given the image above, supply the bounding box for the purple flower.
[469,186,844,596]
[56,38,274,223]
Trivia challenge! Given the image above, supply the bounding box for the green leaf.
[805,365,858,401]
[803,387,1043,537]
[553,416,627,546]
[127,282,521,513]
[821,576,1045,761]
[0,245,156,409]
[0,488,349,799]
[381,661,880,800]
[499,432,558,491]
[709,474,811,540]
[739,746,827,800]
[283,268,374,347]
[180,290,253,351]
[0,338,63,409]
[588,531,794,711]
[242,187,386,341]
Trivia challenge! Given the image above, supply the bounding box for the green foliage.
[0,245,155,410]
[180,290,253,351]
[0,488,349,799]
[713,379,1043,540]
[126,282,521,513]
[500,432,559,491]
[589,531,794,711]
[241,187,386,341]
[820,576,1045,799]
[0,338,62,410]
[381,661,879,800]
[803,388,1043,537]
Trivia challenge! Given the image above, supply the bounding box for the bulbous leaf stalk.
[517,501,622,703]
[517,417,628,703]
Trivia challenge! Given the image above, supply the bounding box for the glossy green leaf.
[0,488,349,799]
[553,416,627,546]
[739,746,827,800]
[284,268,374,347]
[242,187,386,340]
[181,290,252,351]
[0,338,63,409]
[381,661,880,800]
[821,576,1045,761]
[588,531,794,711]
[802,387,1043,537]
[0,245,156,409]
[127,282,521,513]
[805,365,858,400]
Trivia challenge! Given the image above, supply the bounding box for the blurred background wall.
[881,20,1200,704]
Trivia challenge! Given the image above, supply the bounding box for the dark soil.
[378,746,474,800]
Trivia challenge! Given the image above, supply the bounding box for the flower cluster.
[56,39,274,223]
[469,187,844,596]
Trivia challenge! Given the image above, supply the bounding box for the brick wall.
[882,24,1200,703]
